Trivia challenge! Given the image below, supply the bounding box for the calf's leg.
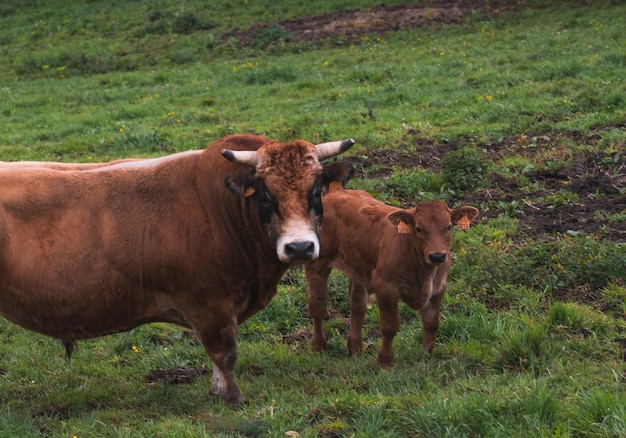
[375,291,400,368]
[421,291,444,353]
[347,279,368,355]
[305,264,332,352]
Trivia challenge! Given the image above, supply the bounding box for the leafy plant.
[441,146,490,193]
[251,25,295,48]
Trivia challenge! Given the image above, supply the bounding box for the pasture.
[0,0,625,436]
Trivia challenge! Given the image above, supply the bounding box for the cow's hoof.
[215,388,246,405]
[223,393,247,405]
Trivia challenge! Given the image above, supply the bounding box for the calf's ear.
[321,162,355,194]
[450,206,479,230]
[387,210,415,234]
[224,171,257,197]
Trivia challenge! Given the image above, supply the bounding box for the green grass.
[0,0,625,436]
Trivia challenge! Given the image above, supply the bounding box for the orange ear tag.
[244,187,256,197]
[328,181,342,192]
[457,213,471,231]
[397,220,411,234]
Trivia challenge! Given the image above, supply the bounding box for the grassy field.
[0,0,625,436]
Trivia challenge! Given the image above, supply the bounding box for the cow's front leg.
[305,264,332,352]
[193,313,244,405]
[347,279,368,355]
[421,290,444,353]
[375,291,400,368]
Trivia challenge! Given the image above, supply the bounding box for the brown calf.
[305,189,478,367]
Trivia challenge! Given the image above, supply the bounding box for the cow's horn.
[221,149,260,167]
[315,139,355,161]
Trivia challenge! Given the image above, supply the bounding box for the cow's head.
[222,138,355,263]
[387,201,479,266]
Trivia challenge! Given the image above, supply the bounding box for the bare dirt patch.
[224,0,522,47]
[146,367,208,384]
[345,127,626,243]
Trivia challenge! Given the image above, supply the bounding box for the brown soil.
[345,126,626,244]
[146,367,208,384]
[225,1,522,46]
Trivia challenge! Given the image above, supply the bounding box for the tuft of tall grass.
[496,322,553,375]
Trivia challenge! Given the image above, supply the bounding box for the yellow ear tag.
[457,213,471,231]
[244,187,256,197]
[328,181,342,192]
[397,220,411,234]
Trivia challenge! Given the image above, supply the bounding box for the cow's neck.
[233,197,289,323]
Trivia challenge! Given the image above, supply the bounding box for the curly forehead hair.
[256,140,323,188]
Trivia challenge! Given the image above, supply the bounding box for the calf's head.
[387,201,479,266]
[223,138,354,263]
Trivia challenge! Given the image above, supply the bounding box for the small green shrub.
[381,168,444,201]
[441,146,490,193]
[251,25,295,48]
[172,11,216,34]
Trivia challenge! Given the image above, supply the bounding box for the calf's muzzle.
[429,252,447,265]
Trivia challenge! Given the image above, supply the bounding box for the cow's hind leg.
[347,280,368,355]
[305,264,332,352]
[192,313,244,405]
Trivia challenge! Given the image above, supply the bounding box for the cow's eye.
[415,227,423,234]
[446,224,453,232]
[257,184,278,213]
[309,180,323,216]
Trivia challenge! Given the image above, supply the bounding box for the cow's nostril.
[285,241,315,261]
[429,252,446,264]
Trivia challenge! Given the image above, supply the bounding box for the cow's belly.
[0,283,187,340]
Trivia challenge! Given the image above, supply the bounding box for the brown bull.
[305,189,478,367]
[0,134,354,404]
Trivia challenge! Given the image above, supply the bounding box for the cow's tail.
[62,340,76,361]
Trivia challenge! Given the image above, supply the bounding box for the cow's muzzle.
[284,240,316,262]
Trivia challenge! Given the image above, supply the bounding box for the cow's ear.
[450,206,479,230]
[387,210,415,234]
[224,171,256,197]
[321,162,355,194]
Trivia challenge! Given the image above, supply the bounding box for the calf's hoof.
[310,335,327,352]
[377,353,394,369]
[347,339,363,356]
